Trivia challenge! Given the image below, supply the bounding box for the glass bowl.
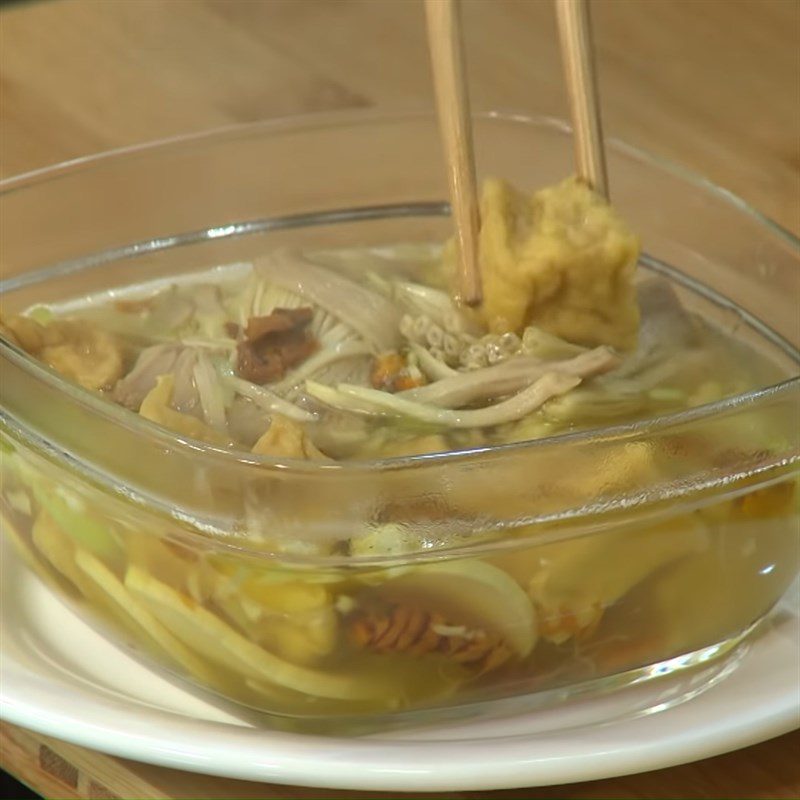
[1,111,798,734]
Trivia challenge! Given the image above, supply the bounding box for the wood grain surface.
[2,722,800,800]
[425,0,483,304]
[1,0,798,231]
[0,1,798,798]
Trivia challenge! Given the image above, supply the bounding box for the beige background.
[1,0,798,232]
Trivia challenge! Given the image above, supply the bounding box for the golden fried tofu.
[2,315,124,390]
[467,177,640,351]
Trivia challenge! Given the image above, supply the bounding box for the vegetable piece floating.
[236,307,318,384]
[2,230,779,461]
[125,565,394,701]
[459,177,640,350]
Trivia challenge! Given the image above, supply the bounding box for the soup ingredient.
[251,414,327,460]
[74,548,220,684]
[350,605,512,674]
[125,564,392,701]
[1,314,44,351]
[399,345,619,407]
[370,351,427,392]
[399,312,478,369]
[256,252,403,352]
[211,570,338,665]
[30,510,218,682]
[236,307,318,384]
[139,374,234,446]
[113,344,190,410]
[357,559,537,658]
[6,232,785,466]
[1,505,66,590]
[12,230,752,463]
[32,509,91,591]
[2,314,123,390]
[2,220,796,723]
[307,371,580,428]
[31,482,122,564]
[528,513,708,644]
[467,177,640,350]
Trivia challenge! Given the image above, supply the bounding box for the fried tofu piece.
[465,177,640,351]
[2,314,124,390]
[251,414,327,460]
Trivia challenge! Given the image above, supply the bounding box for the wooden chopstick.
[555,0,609,198]
[425,0,483,307]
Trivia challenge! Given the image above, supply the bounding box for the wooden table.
[0,1,798,798]
[0,722,798,800]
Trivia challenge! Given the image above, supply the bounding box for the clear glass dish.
[1,111,798,733]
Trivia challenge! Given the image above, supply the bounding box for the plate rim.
[2,680,798,792]
[1,541,799,792]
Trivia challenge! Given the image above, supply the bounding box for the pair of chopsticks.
[426,0,607,307]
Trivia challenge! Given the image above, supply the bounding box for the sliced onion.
[270,340,373,394]
[148,286,195,333]
[226,397,271,447]
[392,281,478,335]
[171,349,200,414]
[223,374,315,423]
[178,337,236,351]
[193,353,228,431]
[256,251,402,352]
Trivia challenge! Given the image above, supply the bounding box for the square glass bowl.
[1,112,798,733]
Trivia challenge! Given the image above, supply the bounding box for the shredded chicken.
[236,307,318,384]
[400,346,620,408]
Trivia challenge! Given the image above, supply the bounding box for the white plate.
[1,536,798,793]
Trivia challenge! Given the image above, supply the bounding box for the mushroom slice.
[125,565,390,701]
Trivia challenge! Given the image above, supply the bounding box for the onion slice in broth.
[256,251,402,352]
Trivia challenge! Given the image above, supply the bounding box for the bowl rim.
[1,109,799,479]
[2,108,799,246]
